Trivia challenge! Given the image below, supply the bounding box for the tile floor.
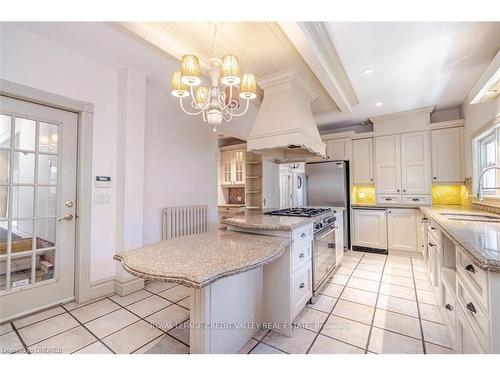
[0,251,456,354]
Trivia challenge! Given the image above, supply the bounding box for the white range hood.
[246,70,326,160]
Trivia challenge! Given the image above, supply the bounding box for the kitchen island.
[114,230,291,354]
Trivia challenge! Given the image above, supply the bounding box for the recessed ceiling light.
[364,67,374,74]
[375,102,383,107]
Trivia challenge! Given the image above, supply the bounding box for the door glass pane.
[0,187,8,220]
[35,250,55,283]
[11,186,34,218]
[13,151,35,184]
[38,154,58,185]
[11,220,33,254]
[0,150,9,184]
[0,221,7,256]
[39,122,59,154]
[0,114,11,149]
[10,254,32,289]
[14,118,36,151]
[37,187,57,217]
[0,257,6,291]
[36,218,56,249]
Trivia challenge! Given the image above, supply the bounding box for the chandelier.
[170,25,257,132]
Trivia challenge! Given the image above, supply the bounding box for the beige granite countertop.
[113,231,292,288]
[420,205,500,272]
[218,204,246,208]
[221,207,345,231]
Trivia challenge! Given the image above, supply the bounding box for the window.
[474,119,500,199]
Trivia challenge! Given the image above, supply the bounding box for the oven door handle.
[315,227,336,239]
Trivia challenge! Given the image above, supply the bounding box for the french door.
[0,95,77,322]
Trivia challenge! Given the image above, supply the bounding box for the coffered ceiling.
[119,22,341,114]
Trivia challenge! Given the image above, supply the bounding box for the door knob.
[59,213,74,222]
[65,201,74,208]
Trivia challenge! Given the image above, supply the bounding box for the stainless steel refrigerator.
[305,160,350,249]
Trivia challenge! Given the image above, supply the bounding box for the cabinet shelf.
[246,176,261,179]
[246,191,261,194]
[245,161,262,164]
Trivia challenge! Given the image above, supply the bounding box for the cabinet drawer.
[402,195,431,205]
[456,275,489,352]
[441,279,456,329]
[292,263,312,320]
[376,195,401,204]
[427,220,443,246]
[291,240,312,273]
[292,225,313,243]
[456,246,489,311]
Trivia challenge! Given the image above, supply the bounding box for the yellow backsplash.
[432,185,468,205]
[352,185,376,204]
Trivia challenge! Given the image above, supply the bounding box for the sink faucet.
[477,165,500,200]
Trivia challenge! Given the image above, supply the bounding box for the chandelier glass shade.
[171,48,257,132]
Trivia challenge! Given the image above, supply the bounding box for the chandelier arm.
[202,110,207,122]
[218,90,230,111]
[221,110,233,122]
[189,85,201,110]
[179,97,204,115]
[230,98,250,117]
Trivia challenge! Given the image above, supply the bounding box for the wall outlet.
[359,192,366,198]
[94,193,110,204]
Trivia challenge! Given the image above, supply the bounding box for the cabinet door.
[221,150,233,185]
[326,138,351,161]
[457,307,484,353]
[233,149,245,184]
[387,208,417,253]
[353,209,387,249]
[375,135,401,194]
[431,127,463,183]
[353,138,374,184]
[401,131,431,195]
[262,160,280,209]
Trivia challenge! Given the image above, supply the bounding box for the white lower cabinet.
[387,208,417,253]
[292,262,313,320]
[335,212,344,266]
[457,305,484,354]
[353,209,387,250]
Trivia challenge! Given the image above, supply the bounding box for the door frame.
[1,79,93,305]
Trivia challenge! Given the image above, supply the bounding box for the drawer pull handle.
[385,198,392,201]
[431,227,437,230]
[428,243,435,247]
[301,233,307,238]
[299,282,305,289]
[466,302,476,314]
[299,253,305,258]
[445,304,453,311]
[465,264,475,273]
[412,198,420,202]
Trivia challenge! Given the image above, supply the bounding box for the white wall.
[142,82,219,244]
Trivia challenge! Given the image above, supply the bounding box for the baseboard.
[89,277,145,299]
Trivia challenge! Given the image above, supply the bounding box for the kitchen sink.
[440,212,500,223]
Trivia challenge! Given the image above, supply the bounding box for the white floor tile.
[382,274,415,288]
[18,313,79,346]
[145,304,190,331]
[102,320,163,354]
[167,320,190,345]
[356,263,384,273]
[308,294,337,314]
[262,327,316,354]
[421,320,452,348]
[426,342,457,354]
[336,265,355,276]
[294,307,329,332]
[74,341,113,354]
[419,303,445,324]
[330,273,350,286]
[109,289,153,307]
[413,271,431,281]
[333,299,374,325]
[239,338,259,354]
[71,299,121,323]
[415,278,434,291]
[383,267,413,278]
[28,326,96,354]
[127,295,172,318]
[250,342,284,354]
[373,309,421,339]
[84,308,139,338]
[134,334,189,354]
[321,315,370,349]
[379,283,416,301]
[0,331,24,353]
[347,276,380,293]
[177,297,190,309]
[13,306,66,329]
[352,269,381,282]
[321,282,344,298]
[377,294,419,317]
[309,334,364,354]
[0,323,13,336]
[63,296,106,311]
[340,287,378,306]
[144,280,177,294]
[252,328,270,341]
[368,327,423,354]
[416,289,438,305]
[159,285,191,302]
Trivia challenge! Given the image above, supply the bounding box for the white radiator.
[162,205,208,240]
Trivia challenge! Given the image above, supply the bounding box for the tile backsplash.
[227,187,245,204]
[351,185,376,204]
[431,185,468,205]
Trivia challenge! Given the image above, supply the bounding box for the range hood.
[246,70,326,160]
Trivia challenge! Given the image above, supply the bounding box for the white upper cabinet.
[387,208,418,253]
[431,127,463,183]
[375,135,401,194]
[400,131,431,195]
[220,148,245,186]
[326,138,351,161]
[352,138,374,185]
[221,150,233,185]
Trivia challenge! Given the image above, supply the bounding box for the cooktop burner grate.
[264,207,331,217]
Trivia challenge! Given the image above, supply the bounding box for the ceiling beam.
[279,22,358,113]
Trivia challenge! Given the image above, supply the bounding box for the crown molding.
[370,105,436,124]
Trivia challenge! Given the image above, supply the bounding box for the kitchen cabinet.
[375,135,401,194]
[262,160,280,209]
[326,138,351,161]
[335,212,344,266]
[387,208,417,253]
[431,127,463,183]
[220,148,245,186]
[353,208,387,250]
[457,306,484,354]
[352,138,374,184]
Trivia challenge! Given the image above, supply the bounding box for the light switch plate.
[94,194,110,204]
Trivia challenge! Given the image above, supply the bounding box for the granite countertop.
[419,205,500,272]
[113,231,292,288]
[222,207,345,231]
[352,203,428,209]
[218,204,246,208]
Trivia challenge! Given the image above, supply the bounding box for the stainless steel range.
[265,207,338,301]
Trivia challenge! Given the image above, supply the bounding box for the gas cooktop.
[264,207,331,217]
